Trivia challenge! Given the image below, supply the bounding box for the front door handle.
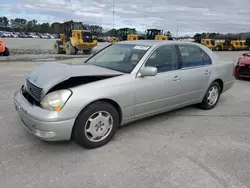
[205,70,211,75]
[173,75,181,81]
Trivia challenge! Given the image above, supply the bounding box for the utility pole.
[176,25,179,39]
[112,0,115,29]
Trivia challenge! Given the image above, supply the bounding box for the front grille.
[238,66,250,76]
[26,79,42,101]
[22,86,40,106]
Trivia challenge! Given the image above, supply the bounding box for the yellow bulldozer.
[213,38,247,51]
[111,28,142,43]
[200,39,216,49]
[144,29,172,40]
[193,34,216,50]
[53,20,97,55]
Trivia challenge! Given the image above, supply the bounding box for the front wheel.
[65,41,76,55]
[73,101,120,149]
[3,47,9,56]
[199,82,221,110]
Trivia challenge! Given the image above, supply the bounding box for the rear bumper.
[223,80,235,93]
[14,89,75,141]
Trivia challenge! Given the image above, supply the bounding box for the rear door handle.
[173,75,181,81]
[205,70,211,75]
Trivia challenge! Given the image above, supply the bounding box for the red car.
[233,52,250,78]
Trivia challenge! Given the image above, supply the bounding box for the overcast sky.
[1,0,250,36]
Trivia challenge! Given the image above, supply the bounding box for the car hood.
[239,56,250,65]
[26,62,124,98]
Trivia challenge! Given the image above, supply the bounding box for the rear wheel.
[65,41,76,55]
[53,41,63,54]
[3,47,9,56]
[228,45,234,51]
[199,82,221,110]
[73,101,120,149]
[82,48,93,55]
[215,46,221,51]
[74,48,78,55]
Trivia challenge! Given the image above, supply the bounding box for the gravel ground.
[1,38,110,55]
[0,51,250,188]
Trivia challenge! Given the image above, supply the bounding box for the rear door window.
[178,45,203,68]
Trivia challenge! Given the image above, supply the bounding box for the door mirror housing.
[138,66,157,77]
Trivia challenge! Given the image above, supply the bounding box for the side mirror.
[139,66,157,77]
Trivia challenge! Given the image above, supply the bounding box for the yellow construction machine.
[111,28,141,43]
[213,38,244,51]
[145,29,172,40]
[193,34,216,49]
[200,39,216,49]
[53,20,97,55]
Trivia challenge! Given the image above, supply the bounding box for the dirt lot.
[0,51,250,188]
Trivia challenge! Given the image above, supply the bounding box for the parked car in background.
[233,52,250,78]
[53,34,60,39]
[14,40,235,149]
[37,33,49,39]
[18,32,29,38]
[2,31,11,38]
[28,33,40,38]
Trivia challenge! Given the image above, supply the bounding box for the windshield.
[85,44,151,73]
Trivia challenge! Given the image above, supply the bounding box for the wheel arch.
[70,98,123,139]
[213,78,224,92]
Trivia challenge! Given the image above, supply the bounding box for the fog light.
[33,128,56,138]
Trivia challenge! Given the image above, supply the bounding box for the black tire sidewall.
[201,82,221,110]
[66,41,75,55]
[54,42,61,54]
[74,101,119,149]
[3,47,9,56]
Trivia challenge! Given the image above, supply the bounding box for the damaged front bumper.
[13,89,75,141]
[233,64,250,78]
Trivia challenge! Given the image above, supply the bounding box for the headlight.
[40,89,72,111]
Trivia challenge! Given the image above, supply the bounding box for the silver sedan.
[13,40,235,149]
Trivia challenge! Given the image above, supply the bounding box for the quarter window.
[179,45,203,68]
[145,45,178,73]
[201,49,212,65]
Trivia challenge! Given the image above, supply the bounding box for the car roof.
[116,40,219,63]
[117,40,199,47]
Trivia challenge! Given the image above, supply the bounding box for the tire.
[228,45,234,51]
[74,47,78,55]
[83,48,93,55]
[54,41,63,54]
[73,101,120,149]
[65,41,76,55]
[199,82,221,110]
[215,46,221,51]
[3,47,9,56]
